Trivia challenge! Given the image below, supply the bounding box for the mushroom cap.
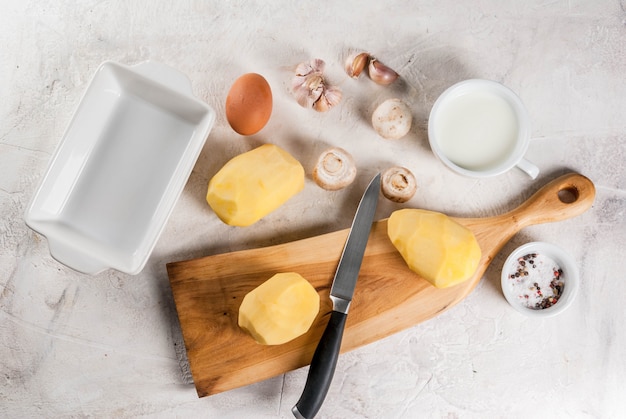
[372,98,412,140]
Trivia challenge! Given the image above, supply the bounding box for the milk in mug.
[432,90,519,171]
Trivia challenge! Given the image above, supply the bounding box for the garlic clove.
[313,85,342,112]
[324,85,342,107]
[368,58,399,85]
[291,74,307,91]
[312,147,357,190]
[295,62,313,77]
[292,73,324,108]
[309,58,326,75]
[294,85,321,108]
[371,98,412,140]
[345,52,370,78]
[295,58,325,77]
[312,94,331,112]
[381,167,417,203]
[304,74,325,92]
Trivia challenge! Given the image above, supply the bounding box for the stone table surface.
[1,1,625,418]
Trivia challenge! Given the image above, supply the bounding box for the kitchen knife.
[292,173,381,419]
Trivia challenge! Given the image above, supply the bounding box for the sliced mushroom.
[312,147,357,191]
[381,167,417,203]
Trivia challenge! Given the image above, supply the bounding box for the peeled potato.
[238,273,320,345]
[206,144,305,226]
[387,209,481,288]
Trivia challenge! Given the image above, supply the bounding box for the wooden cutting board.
[167,172,595,397]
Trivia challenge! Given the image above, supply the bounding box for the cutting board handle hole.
[558,186,579,204]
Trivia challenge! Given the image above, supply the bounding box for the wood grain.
[167,172,595,397]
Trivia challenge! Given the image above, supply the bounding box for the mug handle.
[516,158,540,179]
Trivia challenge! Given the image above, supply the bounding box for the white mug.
[428,79,539,179]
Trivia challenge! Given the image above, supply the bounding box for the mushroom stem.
[381,167,417,203]
[312,147,357,191]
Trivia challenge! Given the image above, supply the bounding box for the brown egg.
[225,73,273,135]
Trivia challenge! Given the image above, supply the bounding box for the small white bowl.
[501,242,579,317]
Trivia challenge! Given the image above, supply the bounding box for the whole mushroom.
[372,98,412,140]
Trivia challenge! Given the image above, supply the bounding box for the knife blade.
[292,173,381,419]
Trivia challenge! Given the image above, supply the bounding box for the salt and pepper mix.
[507,253,565,310]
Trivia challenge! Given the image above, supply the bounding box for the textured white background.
[2,1,625,418]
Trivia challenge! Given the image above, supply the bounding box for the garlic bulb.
[345,52,369,78]
[292,58,342,111]
[312,147,357,190]
[371,98,412,140]
[381,167,417,203]
[368,58,399,85]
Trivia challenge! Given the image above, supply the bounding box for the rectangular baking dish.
[24,61,215,275]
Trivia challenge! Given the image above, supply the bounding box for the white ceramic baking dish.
[24,61,215,275]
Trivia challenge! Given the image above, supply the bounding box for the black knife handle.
[292,310,347,419]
